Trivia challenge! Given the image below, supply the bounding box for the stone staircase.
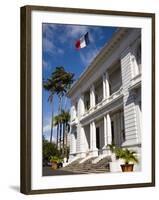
[63,156,111,174]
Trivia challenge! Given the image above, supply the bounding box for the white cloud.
[80,48,100,66]
[43,37,64,56]
[43,24,64,56]
[42,24,57,39]
[67,25,89,39]
[42,59,49,69]
[43,124,51,133]
[43,122,57,142]
[43,37,55,53]
[43,115,58,134]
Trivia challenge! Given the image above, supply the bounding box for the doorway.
[96,127,100,149]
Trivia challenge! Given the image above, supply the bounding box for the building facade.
[67,28,141,166]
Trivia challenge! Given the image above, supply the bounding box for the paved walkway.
[43,167,85,176]
[43,166,109,176]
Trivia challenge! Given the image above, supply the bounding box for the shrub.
[43,140,61,163]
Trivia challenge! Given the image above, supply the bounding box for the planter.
[51,161,58,170]
[120,164,134,172]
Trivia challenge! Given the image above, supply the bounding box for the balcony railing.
[82,87,123,118]
[107,87,123,102]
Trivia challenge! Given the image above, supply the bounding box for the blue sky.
[42,23,117,141]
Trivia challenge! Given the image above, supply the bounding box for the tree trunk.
[65,124,68,161]
[56,123,59,148]
[59,121,62,151]
[58,96,62,151]
[50,96,54,143]
[62,122,65,155]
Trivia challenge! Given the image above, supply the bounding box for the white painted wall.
[120,48,139,146]
[0,0,158,200]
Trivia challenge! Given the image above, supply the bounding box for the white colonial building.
[67,28,141,166]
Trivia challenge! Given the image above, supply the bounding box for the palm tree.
[43,79,56,143]
[53,115,60,148]
[60,110,70,156]
[51,66,74,149]
[52,66,74,111]
[43,66,74,145]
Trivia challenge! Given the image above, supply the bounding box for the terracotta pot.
[51,161,58,170]
[120,164,134,172]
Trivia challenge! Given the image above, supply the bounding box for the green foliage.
[42,139,61,162]
[108,144,138,164]
[107,144,116,153]
[43,66,75,99]
[49,155,63,163]
[117,148,138,164]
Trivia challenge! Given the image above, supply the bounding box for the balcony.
[82,87,123,119]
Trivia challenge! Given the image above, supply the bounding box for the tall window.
[136,43,141,73]
[111,121,115,145]
[84,91,90,111]
[109,65,122,95]
[94,78,103,105]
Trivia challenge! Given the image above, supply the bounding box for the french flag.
[75,32,89,49]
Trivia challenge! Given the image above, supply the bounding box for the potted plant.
[50,156,59,170]
[117,148,138,172]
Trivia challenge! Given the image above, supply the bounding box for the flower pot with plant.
[50,156,59,170]
[116,148,138,172]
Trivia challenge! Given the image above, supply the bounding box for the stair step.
[63,156,111,173]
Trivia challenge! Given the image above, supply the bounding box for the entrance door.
[111,121,115,145]
[111,110,124,146]
[96,127,100,149]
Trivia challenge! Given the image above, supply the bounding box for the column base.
[102,147,112,156]
[89,149,98,157]
[78,152,87,158]
[68,153,77,163]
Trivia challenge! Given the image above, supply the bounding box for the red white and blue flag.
[75,32,89,49]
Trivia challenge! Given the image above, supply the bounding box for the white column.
[103,73,106,99]
[90,84,95,108]
[79,126,86,157]
[103,115,107,147]
[90,121,98,156]
[70,105,75,121]
[78,95,84,117]
[106,72,110,101]
[90,123,93,150]
[107,113,112,145]
[92,121,97,150]
[81,95,85,115]
[70,130,76,154]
